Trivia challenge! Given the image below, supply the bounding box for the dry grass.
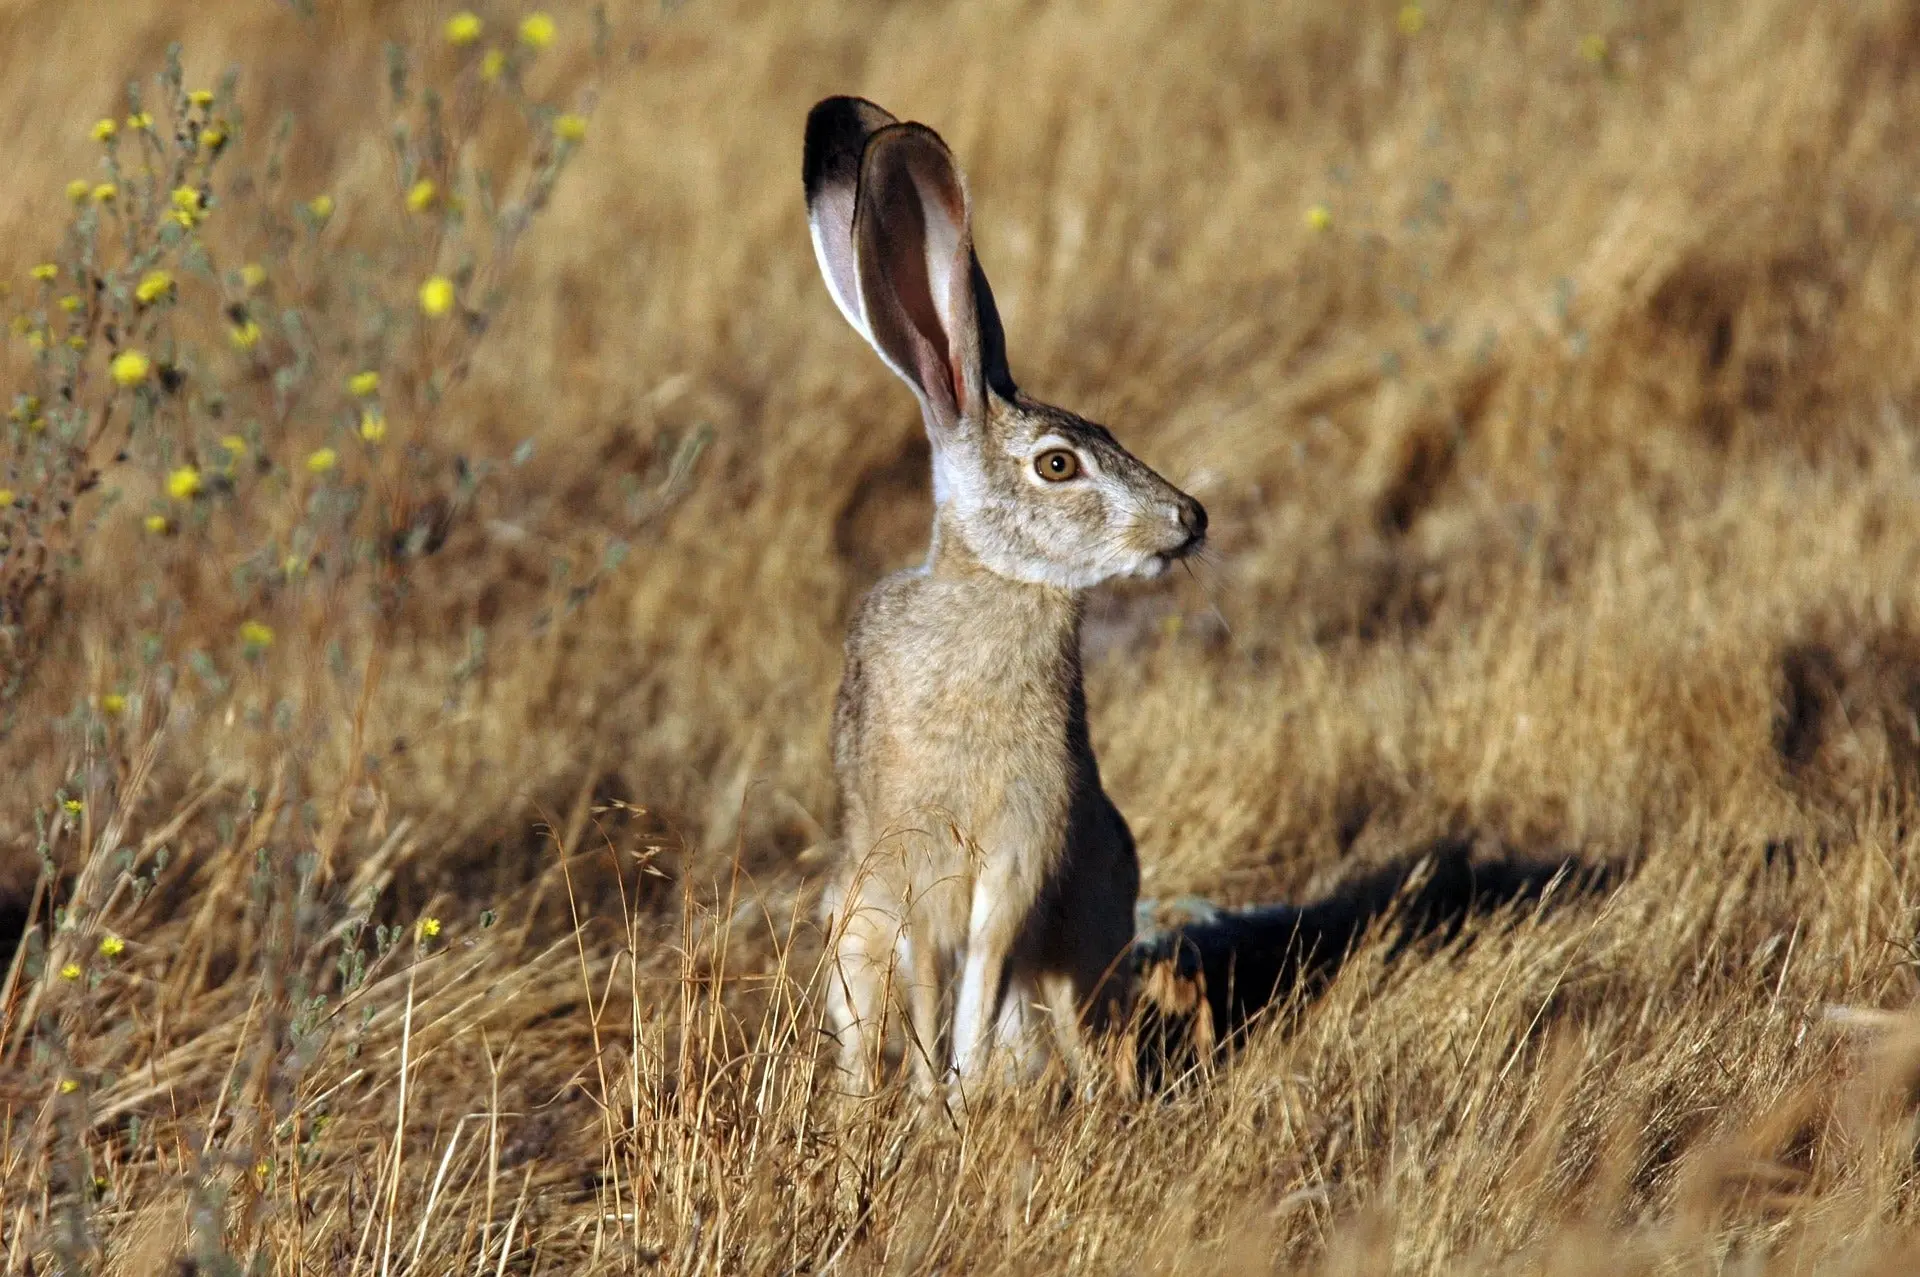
[5,0,1920,1271]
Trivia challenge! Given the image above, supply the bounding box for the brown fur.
[804,98,1206,1092]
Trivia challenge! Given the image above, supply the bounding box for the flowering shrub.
[2,19,592,703]
[0,11,620,1267]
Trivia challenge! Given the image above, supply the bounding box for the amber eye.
[1034,449,1081,482]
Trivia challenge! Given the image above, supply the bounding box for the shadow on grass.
[1129,836,1616,1086]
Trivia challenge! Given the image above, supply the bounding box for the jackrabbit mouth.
[1141,511,1209,577]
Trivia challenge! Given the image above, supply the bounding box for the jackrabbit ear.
[970,252,1017,401]
[803,96,899,339]
[852,122,1001,431]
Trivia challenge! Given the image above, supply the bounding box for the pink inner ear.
[853,124,981,429]
[914,174,974,417]
[877,183,962,421]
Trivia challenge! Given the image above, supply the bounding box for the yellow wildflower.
[229,320,262,351]
[189,88,215,108]
[519,13,555,48]
[306,447,338,474]
[418,275,455,317]
[99,934,125,957]
[166,466,201,500]
[283,555,307,577]
[418,917,442,940]
[58,295,81,313]
[0,490,12,508]
[554,114,588,143]
[59,1079,78,1094]
[126,111,153,131]
[348,370,381,396]
[26,331,46,352]
[406,178,436,213]
[67,335,87,351]
[359,408,387,443]
[29,264,57,282]
[62,799,82,816]
[307,193,334,221]
[91,118,117,142]
[445,11,483,44]
[240,620,274,649]
[110,350,152,386]
[134,269,174,305]
[481,48,507,81]
[1398,4,1424,35]
[1305,203,1333,232]
[199,126,226,149]
[143,514,168,534]
[169,187,204,228]
[59,962,81,980]
[101,694,127,715]
[92,183,117,203]
[66,179,90,202]
[240,262,267,291]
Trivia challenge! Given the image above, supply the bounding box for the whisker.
[1180,555,1256,667]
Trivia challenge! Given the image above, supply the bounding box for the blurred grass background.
[6,0,1920,1271]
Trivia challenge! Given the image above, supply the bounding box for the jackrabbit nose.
[1178,499,1208,542]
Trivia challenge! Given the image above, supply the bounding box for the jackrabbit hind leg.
[900,931,947,1095]
[1043,948,1135,1100]
[823,900,897,1096]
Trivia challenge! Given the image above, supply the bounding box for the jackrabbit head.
[804,97,1206,589]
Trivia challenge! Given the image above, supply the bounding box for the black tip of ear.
[972,253,1018,398]
[803,97,899,202]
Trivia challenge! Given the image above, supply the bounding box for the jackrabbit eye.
[1034,449,1081,482]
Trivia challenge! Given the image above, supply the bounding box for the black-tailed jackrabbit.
[805,97,1207,1094]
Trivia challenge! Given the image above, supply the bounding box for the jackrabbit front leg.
[951,848,1048,1086]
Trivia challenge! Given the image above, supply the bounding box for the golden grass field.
[6,0,1920,1271]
